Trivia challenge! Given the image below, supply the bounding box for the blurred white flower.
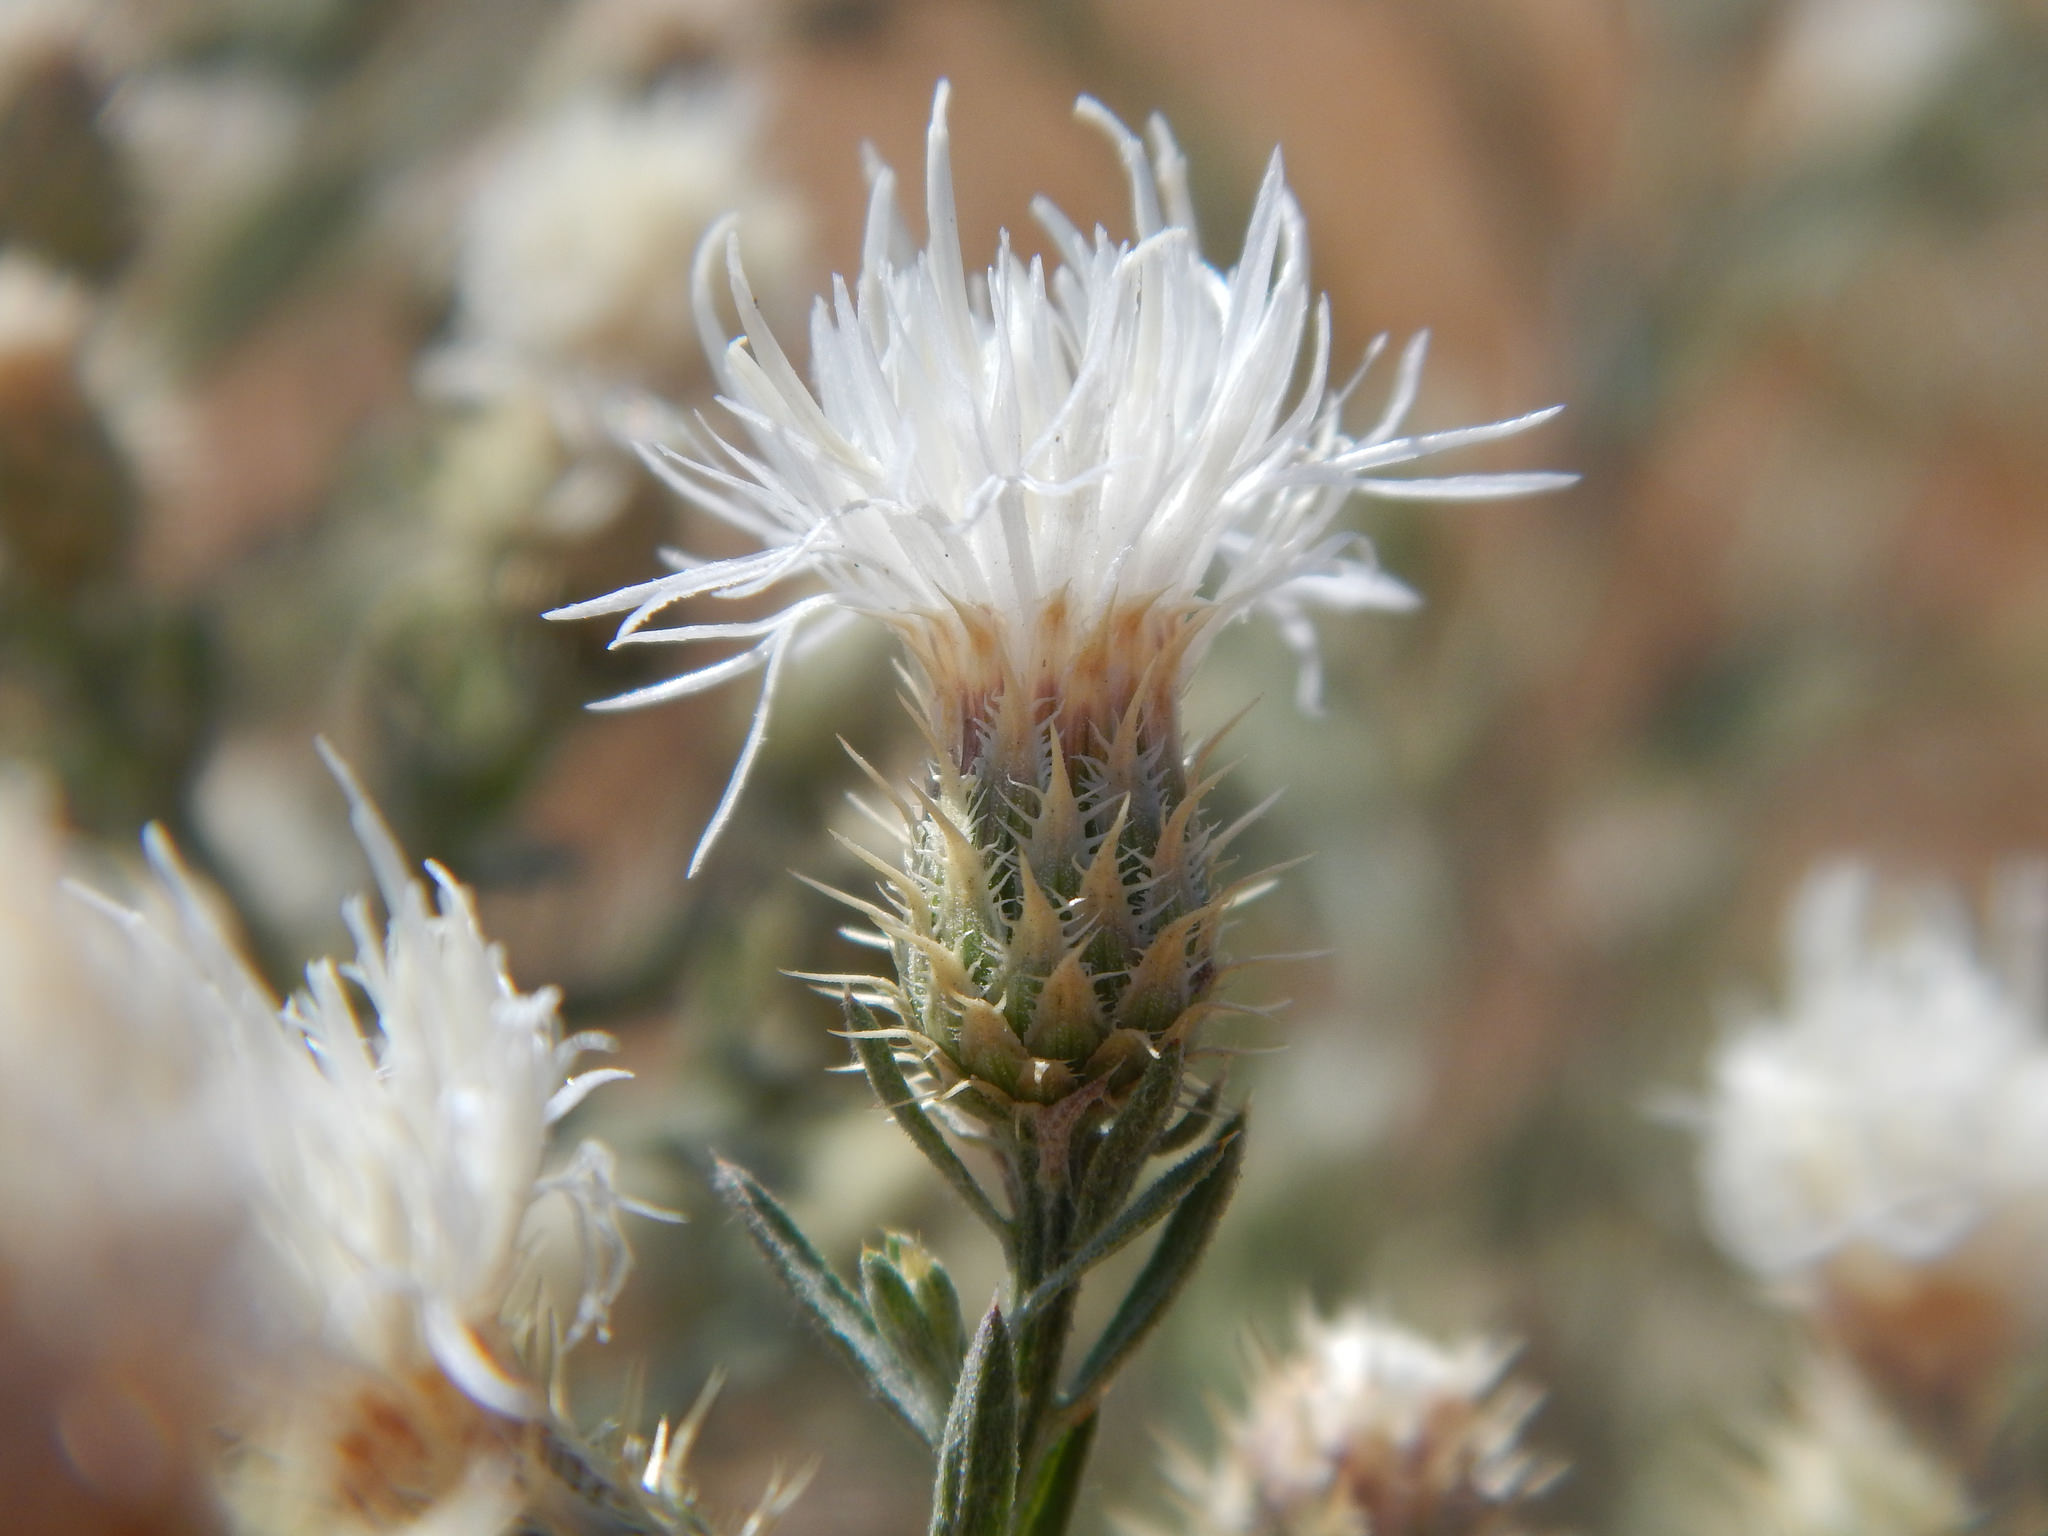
[447,85,803,383]
[1700,862,2048,1281]
[420,83,804,545]
[1717,1354,1966,1536]
[68,747,662,1527]
[101,65,308,249]
[0,247,93,387]
[1160,1308,1556,1536]
[550,81,1571,869]
[0,767,247,1532]
[1747,0,1981,170]
[1697,861,2048,1438]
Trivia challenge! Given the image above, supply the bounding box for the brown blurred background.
[3,0,2047,1531]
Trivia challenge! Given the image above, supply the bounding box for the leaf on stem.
[1013,1118,1241,1322]
[1014,1411,1098,1536]
[1060,1112,1247,1418]
[1154,1076,1222,1155]
[1073,1043,1184,1238]
[930,1301,1019,1536]
[712,1155,944,1443]
[848,999,1012,1242]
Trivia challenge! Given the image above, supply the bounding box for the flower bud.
[880,680,1238,1135]
[861,1233,967,1407]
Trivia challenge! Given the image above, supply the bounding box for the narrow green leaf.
[1154,1076,1222,1155]
[711,1156,943,1444]
[1061,1113,1246,1417]
[910,1245,968,1376]
[849,1002,1012,1242]
[930,1302,1019,1536]
[1072,1043,1183,1238]
[1013,1119,1240,1322]
[1014,1412,1097,1536]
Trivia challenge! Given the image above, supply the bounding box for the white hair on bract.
[550,81,1572,872]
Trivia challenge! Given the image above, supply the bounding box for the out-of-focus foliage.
[3,1,2047,1533]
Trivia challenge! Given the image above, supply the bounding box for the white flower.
[1697,861,2048,1450]
[550,81,1571,869]
[0,247,93,384]
[72,747,661,1525]
[142,748,644,1402]
[1698,862,2048,1284]
[0,767,250,1524]
[0,768,229,1292]
[421,84,805,543]
[446,85,803,382]
[1163,1308,1554,1536]
[1711,1354,1966,1536]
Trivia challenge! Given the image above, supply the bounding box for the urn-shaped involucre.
[857,618,1250,1120]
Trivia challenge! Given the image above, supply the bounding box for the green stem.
[1006,1132,1086,1521]
[1014,1282,1079,1492]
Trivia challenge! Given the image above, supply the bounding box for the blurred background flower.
[2,0,2047,1532]
[1154,1307,1556,1536]
[1696,864,2048,1454]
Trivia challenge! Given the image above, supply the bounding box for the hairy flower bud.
[853,644,1246,1127]
[862,1232,968,1410]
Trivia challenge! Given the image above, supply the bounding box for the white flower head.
[1164,1308,1555,1536]
[0,247,93,386]
[170,748,643,1398]
[550,81,1572,870]
[0,768,251,1524]
[1699,861,2048,1285]
[79,747,663,1525]
[422,84,805,544]
[1697,861,2048,1449]
[449,84,803,381]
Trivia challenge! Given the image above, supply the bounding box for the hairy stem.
[997,1122,1090,1529]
